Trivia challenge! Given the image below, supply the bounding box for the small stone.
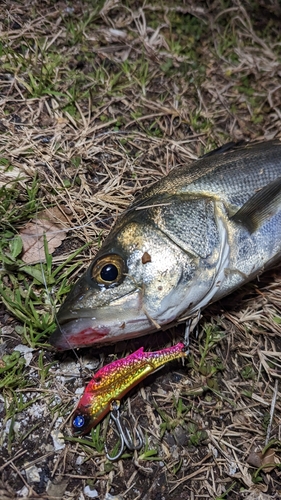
[51,430,65,451]
[60,358,81,376]
[105,494,123,500]
[165,433,176,447]
[12,344,34,366]
[228,462,237,476]
[171,446,179,460]
[17,485,29,497]
[157,388,166,395]
[25,465,41,483]
[247,450,262,468]
[84,485,99,498]
[174,426,189,447]
[14,344,33,353]
[84,361,99,370]
[64,6,75,15]
[54,417,63,429]
[1,326,14,335]
[82,356,100,371]
[23,352,33,366]
[28,402,45,420]
[45,443,54,452]
[13,421,21,434]
[5,419,12,433]
[76,455,85,465]
[46,478,68,499]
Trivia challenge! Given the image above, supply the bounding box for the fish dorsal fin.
[231,176,281,233]
[200,140,247,158]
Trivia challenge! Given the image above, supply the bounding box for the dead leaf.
[247,448,280,473]
[46,477,68,499]
[20,206,71,264]
[0,166,28,187]
[248,450,263,468]
[260,448,280,473]
[243,491,277,500]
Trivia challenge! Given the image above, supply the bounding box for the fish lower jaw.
[49,321,110,350]
[49,316,154,350]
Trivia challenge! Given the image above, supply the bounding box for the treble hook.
[104,400,143,461]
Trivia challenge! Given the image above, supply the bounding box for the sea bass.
[50,140,281,350]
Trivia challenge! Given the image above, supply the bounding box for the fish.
[50,139,281,350]
[72,342,187,435]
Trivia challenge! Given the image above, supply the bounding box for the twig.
[0,449,27,471]
[265,378,279,445]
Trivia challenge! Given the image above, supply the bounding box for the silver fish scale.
[214,209,281,300]
[152,197,220,259]
[185,157,281,210]
[131,140,281,213]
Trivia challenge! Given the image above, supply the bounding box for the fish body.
[72,342,186,434]
[50,140,281,350]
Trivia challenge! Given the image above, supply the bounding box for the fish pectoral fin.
[231,176,281,233]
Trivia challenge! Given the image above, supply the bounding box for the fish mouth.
[49,313,154,350]
[50,287,148,350]
[49,317,110,350]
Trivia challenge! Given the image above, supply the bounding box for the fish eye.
[100,263,118,282]
[91,254,125,286]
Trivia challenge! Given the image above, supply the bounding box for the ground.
[0,1,281,499]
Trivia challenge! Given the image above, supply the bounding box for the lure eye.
[72,413,92,435]
[91,254,125,286]
[73,414,85,429]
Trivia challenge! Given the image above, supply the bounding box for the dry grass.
[1,1,281,499]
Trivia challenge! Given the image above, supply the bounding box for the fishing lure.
[72,342,187,438]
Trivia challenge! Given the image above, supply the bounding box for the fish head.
[50,208,198,350]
